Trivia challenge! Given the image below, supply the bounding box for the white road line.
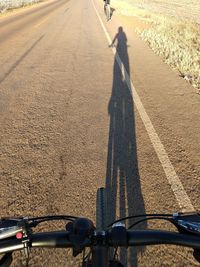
[92,0,194,212]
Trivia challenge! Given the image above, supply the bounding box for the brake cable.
[128,217,174,229]
[28,215,78,228]
[108,213,173,228]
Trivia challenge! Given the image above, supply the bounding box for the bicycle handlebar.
[1,229,200,254]
[1,213,200,267]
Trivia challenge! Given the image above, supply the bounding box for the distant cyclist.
[103,0,111,21]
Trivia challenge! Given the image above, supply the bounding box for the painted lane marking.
[92,0,194,211]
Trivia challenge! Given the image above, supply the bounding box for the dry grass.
[0,0,44,15]
[122,0,200,25]
[112,0,200,91]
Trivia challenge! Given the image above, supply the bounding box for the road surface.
[0,0,200,266]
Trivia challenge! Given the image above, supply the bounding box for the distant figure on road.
[103,0,111,21]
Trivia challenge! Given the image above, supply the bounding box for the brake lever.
[172,212,200,235]
[0,218,28,240]
[0,217,31,263]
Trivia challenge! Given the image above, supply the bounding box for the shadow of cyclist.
[106,27,146,267]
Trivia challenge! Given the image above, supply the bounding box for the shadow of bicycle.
[105,27,146,267]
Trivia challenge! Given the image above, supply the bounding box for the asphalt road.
[0,0,200,266]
